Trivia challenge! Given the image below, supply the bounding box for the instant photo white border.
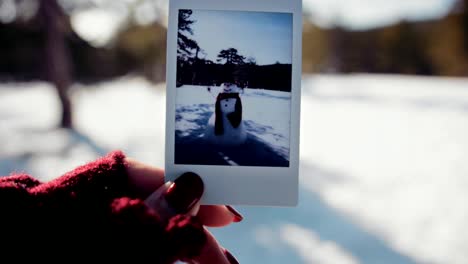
[165,0,302,206]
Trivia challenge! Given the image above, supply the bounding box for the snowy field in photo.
[175,85,291,166]
[1,74,468,264]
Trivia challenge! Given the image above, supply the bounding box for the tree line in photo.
[176,10,292,92]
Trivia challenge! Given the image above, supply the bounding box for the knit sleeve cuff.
[110,197,207,263]
[33,150,129,196]
[30,150,132,223]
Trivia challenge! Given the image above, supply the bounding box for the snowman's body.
[204,89,247,146]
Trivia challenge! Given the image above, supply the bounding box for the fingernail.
[226,205,243,222]
[223,249,240,264]
[165,172,204,214]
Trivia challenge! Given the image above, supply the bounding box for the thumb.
[144,172,204,223]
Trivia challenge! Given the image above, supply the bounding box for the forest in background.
[1,0,467,85]
[303,1,468,76]
[0,0,467,128]
[0,8,167,84]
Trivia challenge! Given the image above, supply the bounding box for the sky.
[303,0,458,29]
[187,10,293,66]
[66,0,459,46]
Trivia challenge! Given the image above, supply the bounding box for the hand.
[126,158,241,264]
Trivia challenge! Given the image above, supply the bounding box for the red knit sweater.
[0,151,205,263]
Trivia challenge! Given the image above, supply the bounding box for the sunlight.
[70,8,125,47]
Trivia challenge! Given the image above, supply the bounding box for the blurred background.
[1,0,467,263]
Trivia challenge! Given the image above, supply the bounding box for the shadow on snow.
[175,104,289,167]
[210,162,419,264]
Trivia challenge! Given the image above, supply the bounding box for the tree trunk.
[463,0,468,57]
[39,0,73,129]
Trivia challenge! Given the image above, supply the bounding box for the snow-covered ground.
[175,85,291,166]
[1,74,468,264]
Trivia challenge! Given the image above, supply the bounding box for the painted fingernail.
[223,249,240,264]
[226,205,243,222]
[165,172,204,214]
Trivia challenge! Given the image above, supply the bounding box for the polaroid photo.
[165,0,302,206]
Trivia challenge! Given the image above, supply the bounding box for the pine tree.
[217,48,246,65]
[177,10,199,60]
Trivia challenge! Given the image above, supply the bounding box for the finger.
[197,205,243,227]
[144,172,204,222]
[187,200,201,217]
[222,247,240,264]
[193,228,239,264]
[125,157,165,198]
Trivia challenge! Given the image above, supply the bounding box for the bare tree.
[38,0,73,128]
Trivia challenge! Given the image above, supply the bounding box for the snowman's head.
[220,83,232,93]
[220,82,240,93]
[214,93,242,135]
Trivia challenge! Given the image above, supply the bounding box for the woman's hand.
[126,158,241,264]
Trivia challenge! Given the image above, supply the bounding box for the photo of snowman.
[203,83,247,146]
[174,9,293,167]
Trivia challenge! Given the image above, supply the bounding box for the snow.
[175,85,291,166]
[279,224,360,264]
[1,74,468,263]
[0,77,166,181]
[299,74,468,264]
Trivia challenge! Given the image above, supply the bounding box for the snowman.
[204,83,247,146]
